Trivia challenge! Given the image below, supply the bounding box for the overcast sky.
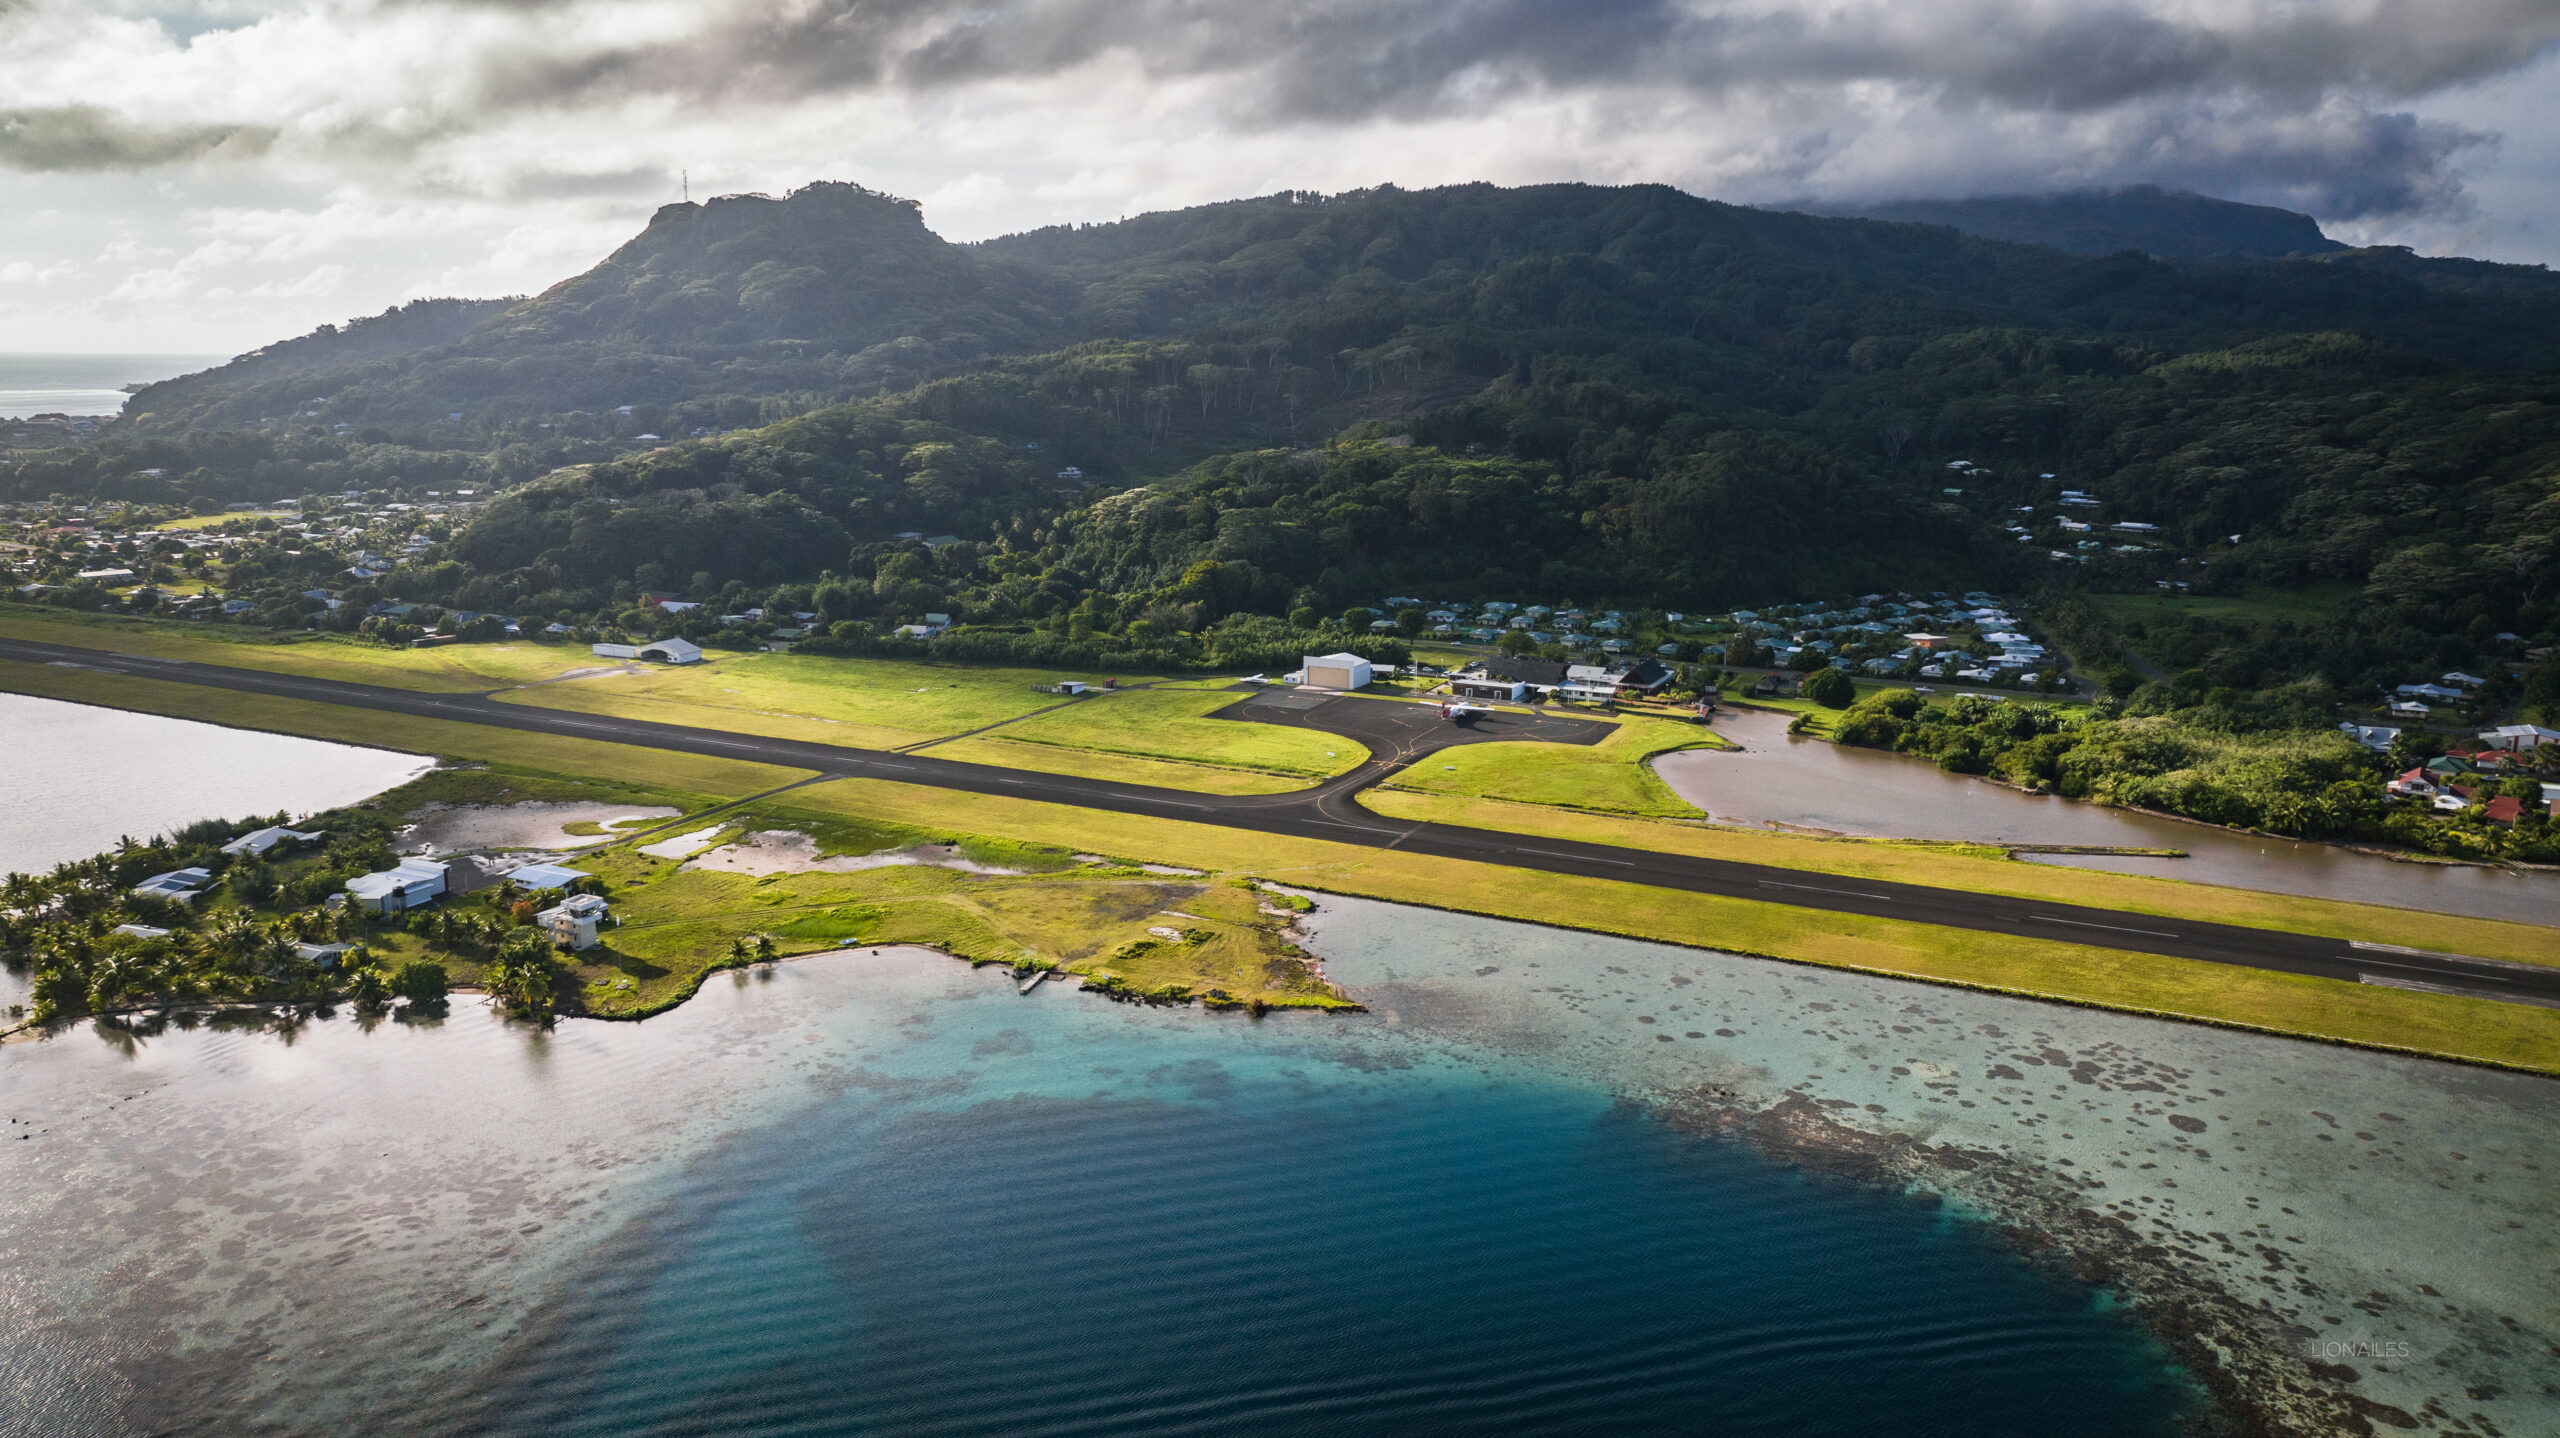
[6,0,2559,356]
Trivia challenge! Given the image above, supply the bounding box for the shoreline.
[17,899,2554,1434]
[1652,1085,2409,1436]
[1282,876,2560,1079]
[2,926,1360,1046]
[13,859,2552,1075]
[1301,893,2558,1438]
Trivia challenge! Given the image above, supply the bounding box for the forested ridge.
[8,180,2559,691]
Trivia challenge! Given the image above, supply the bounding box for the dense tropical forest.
[7,180,2558,695]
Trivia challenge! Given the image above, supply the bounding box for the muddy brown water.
[1653,709,2558,924]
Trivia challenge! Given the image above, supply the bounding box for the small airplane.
[1438,701,1492,726]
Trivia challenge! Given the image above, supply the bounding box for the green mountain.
[1823,187,2348,263]
[13,180,2560,689]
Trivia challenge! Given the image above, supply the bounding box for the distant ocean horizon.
[0,351,226,420]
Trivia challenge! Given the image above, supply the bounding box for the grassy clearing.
[0,606,591,691]
[371,763,715,818]
[497,649,1126,750]
[1717,675,2091,736]
[923,685,1363,778]
[1359,787,2559,966]
[555,797,1344,1016]
[780,777,2560,1072]
[1714,678,1884,736]
[918,735,1313,794]
[0,660,811,799]
[1410,645,1480,669]
[151,512,297,530]
[2086,585,2354,630]
[1381,717,1723,817]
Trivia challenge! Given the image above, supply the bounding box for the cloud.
[0,104,274,171]
[458,0,2560,119]
[1,1,2553,223]
[4,0,2560,352]
[405,0,2559,221]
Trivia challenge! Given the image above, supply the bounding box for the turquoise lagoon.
[0,933,2203,1437]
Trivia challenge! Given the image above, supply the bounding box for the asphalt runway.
[6,635,2554,1008]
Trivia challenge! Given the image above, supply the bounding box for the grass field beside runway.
[918,684,1366,780]
[1378,716,1726,817]
[1358,787,2560,968]
[781,776,2560,1074]
[0,605,604,690]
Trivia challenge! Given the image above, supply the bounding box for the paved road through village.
[5,634,2554,1008]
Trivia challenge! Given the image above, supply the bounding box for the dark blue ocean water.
[482,1068,2198,1437]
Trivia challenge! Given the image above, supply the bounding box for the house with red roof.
[2385,769,2437,799]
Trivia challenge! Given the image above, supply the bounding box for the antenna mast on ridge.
[682,170,689,202]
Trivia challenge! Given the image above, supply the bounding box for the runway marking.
[2359,973,2474,996]
[2346,939,2539,972]
[1759,879,1892,901]
[1308,819,1402,835]
[2028,914,2179,939]
[1515,847,1635,866]
[2348,956,2508,984]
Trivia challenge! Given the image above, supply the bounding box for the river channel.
[1654,709,2559,924]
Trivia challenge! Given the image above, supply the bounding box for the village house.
[220,825,325,858]
[2386,769,2438,799]
[2478,724,2560,752]
[506,862,591,892]
[131,867,212,901]
[346,858,449,915]
[2395,682,2465,702]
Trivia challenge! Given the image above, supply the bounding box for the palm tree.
[486,931,557,1016]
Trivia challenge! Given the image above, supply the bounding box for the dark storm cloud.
[10,0,2555,222]
[469,0,2560,115]
[443,0,2560,217]
[0,105,274,172]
